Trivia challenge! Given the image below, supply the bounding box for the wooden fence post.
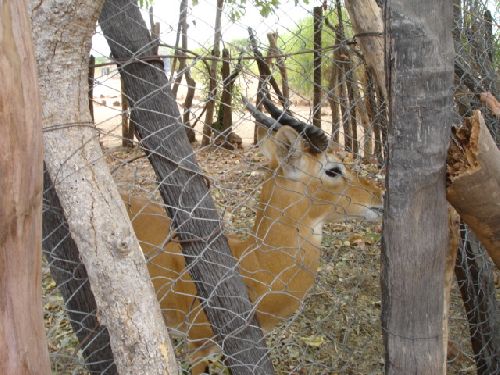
[0,1,51,373]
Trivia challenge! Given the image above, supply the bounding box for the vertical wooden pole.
[0,1,51,373]
[382,1,454,373]
[313,6,322,128]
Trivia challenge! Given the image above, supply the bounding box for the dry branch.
[447,110,500,269]
[344,0,386,100]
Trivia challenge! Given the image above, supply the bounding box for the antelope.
[122,97,384,374]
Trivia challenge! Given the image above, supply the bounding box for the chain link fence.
[41,0,498,374]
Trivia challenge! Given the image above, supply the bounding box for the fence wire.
[41,0,499,374]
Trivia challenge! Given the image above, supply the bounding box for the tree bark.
[43,169,117,374]
[340,65,352,152]
[442,207,460,370]
[266,32,289,101]
[344,0,386,100]
[454,227,500,375]
[382,1,454,373]
[313,6,322,128]
[121,76,134,147]
[31,1,178,374]
[213,50,243,149]
[327,62,340,144]
[201,0,224,146]
[365,66,380,161]
[344,58,359,155]
[446,111,500,269]
[171,0,187,99]
[0,2,51,373]
[99,1,275,374]
[349,56,373,161]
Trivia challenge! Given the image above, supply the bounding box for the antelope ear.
[261,126,306,174]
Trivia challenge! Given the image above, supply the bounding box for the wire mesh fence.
[40,0,498,374]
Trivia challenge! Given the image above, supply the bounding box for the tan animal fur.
[122,126,383,374]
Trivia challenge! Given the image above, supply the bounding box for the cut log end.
[446,110,500,270]
[446,111,482,185]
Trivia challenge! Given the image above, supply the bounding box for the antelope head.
[244,96,384,224]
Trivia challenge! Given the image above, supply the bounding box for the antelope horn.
[242,97,282,131]
[261,96,328,153]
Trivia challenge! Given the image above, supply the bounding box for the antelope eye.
[325,166,343,178]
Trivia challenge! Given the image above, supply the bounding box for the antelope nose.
[370,206,384,215]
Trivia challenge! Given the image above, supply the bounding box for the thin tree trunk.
[266,32,289,101]
[249,28,287,107]
[32,1,178,373]
[99,2,275,374]
[0,2,51,373]
[340,65,352,152]
[43,169,117,374]
[334,0,352,152]
[313,6,322,128]
[350,56,372,161]
[184,69,197,142]
[365,66,380,161]
[169,0,184,84]
[121,76,134,147]
[178,0,196,142]
[382,1,454,373]
[454,227,500,375]
[171,0,187,99]
[345,57,359,156]
[376,84,388,158]
[213,48,235,149]
[328,62,340,145]
[202,0,224,146]
[344,0,386,100]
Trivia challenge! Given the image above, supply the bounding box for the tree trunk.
[31,1,178,374]
[350,56,373,161]
[382,1,454,374]
[177,0,197,142]
[266,32,289,101]
[43,169,117,374]
[340,65,352,152]
[121,76,134,147]
[99,2,275,374]
[201,0,224,146]
[344,0,386,100]
[376,84,388,159]
[454,227,500,375]
[171,0,187,99]
[344,58,359,156]
[0,2,51,373]
[313,6,322,128]
[446,111,500,269]
[327,62,341,144]
[365,66,380,161]
[213,50,243,149]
